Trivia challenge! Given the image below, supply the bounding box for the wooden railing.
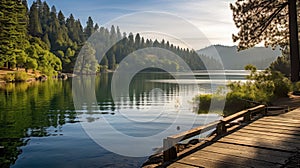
[163,105,266,162]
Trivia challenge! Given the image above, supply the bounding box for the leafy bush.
[243,64,291,99]
[269,55,290,77]
[4,73,15,82]
[4,72,29,83]
[14,71,28,82]
[194,64,292,116]
[294,82,300,91]
[195,93,253,116]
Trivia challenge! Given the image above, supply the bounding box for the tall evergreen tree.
[40,1,50,32]
[58,10,65,25]
[135,33,141,48]
[94,23,99,31]
[15,0,30,69]
[29,2,42,37]
[85,16,94,39]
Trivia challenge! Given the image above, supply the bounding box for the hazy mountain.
[197,45,281,70]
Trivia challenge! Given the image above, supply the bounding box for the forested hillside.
[0,0,221,76]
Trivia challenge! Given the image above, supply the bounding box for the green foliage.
[26,39,62,77]
[26,58,38,70]
[4,73,15,82]
[233,65,291,101]
[294,82,300,91]
[4,71,28,83]
[57,50,64,58]
[0,0,29,69]
[195,65,292,116]
[269,55,290,77]
[85,16,95,39]
[29,2,42,37]
[195,94,252,116]
[14,71,28,82]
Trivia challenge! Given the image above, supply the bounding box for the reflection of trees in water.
[94,72,180,110]
[94,72,213,111]
[0,80,75,167]
[0,138,24,168]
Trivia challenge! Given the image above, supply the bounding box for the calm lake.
[0,71,248,167]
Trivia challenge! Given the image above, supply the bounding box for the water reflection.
[0,72,223,167]
[0,80,75,167]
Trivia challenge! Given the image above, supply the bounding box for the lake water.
[0,71,248,168]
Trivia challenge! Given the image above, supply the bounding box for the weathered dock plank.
[247,121,300,131]
[167,162,199,168]
[241,125,300,135]
[259,117,300,123]
[210,142,293,158]
[218,137,298,152]
[201,145,288,165]
[172,156,249,168]
[237,129,300,140]
[178,150,282,168]
[233,129,300,141]
[223,133,300,148]
[252,119,300,128]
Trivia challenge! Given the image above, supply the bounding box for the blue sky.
[28,0,237,49]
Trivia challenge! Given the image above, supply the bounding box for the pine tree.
[135,33,141,48]
[40,1,50,32]
[85,16,94,39]
[15,0,30,69]
[42,33,51,49]
[94,23,99,31]
[58,10,65,25]
[29,2,42,37]
[116,26,122,40]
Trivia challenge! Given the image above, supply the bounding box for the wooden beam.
[168,120,220,144]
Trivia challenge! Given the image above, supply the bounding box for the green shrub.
[195,93,253,116]
[14,71,28,82]
[273,71,292,97]
[4,73,15,82]
[194,65,292,116]
[293,81,300,91]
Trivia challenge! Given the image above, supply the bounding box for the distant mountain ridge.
[197,45,281,70]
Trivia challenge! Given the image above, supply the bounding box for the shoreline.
[0,69,73,85]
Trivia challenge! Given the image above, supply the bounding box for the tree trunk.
[289,0,300,82]
[8,62,11,70]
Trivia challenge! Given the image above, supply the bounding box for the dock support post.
[216,121,226,136]
[163,138,177,162]
[244,111,251,122]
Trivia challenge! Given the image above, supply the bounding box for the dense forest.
[0,0,221,76]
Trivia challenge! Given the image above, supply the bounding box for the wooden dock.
[163,106,300,168]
